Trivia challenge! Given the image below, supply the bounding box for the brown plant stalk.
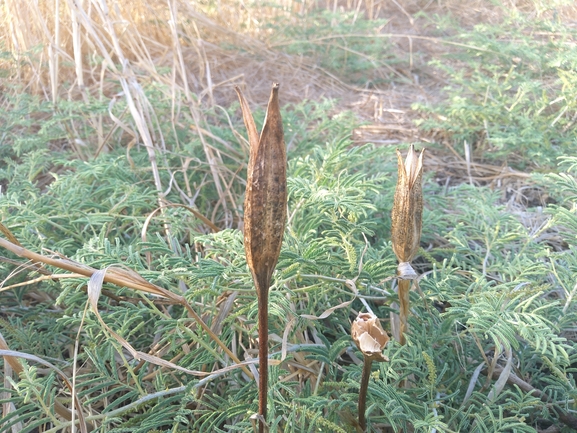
[358,357,373,432]
[397,279,411,345]
[235,83,287,432]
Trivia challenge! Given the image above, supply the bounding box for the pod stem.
[358,358,373,432]
[257,286,269,433]
[398,279,411,346]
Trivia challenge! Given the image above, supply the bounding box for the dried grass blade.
[49,0,60,102]
[2,364,23,432]
[463,362,486,405]
[0,332,23,375]
[0,237,252,377]
[0,348,88,433]
[235,88,259,152]
[300,299,354,320]
[87,269,236,377]
[211,291,239,335]
[69,0,83,88]
[0,222,22,247]
[487,349,513,403]
[1,331,25,432]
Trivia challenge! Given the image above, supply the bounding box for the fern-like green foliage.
[2,4,577,433]
[413,8,577,168]
[3,119,577,432]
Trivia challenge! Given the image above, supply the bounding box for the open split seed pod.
[351,312,390,362]
[391,144,425,280]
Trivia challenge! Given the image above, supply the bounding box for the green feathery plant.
[4,104,577,431]
[3,2,577,433]
[413,7,577,169]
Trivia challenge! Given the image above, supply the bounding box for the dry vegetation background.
[3,0,576,188]
[2,0,577,432]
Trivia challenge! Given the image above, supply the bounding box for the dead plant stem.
[257,285,269,433]
[0,236,252,378]
[358,358,373,432]
[398,279,410,345]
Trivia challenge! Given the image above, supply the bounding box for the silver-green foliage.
[2,114,577,431]
[414,10,577,168]
[2,12,577,433]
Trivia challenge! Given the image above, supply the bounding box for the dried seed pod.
[352,312,389,431]
[235,83,287,433]
[390,145,424,345]
[236,83,287,294]
[351,312,390,362]
[391,144,425,279]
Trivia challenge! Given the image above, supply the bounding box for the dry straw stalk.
[0,225,253,379]
[235,83,287,432]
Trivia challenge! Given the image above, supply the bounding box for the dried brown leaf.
[300,299,354,320]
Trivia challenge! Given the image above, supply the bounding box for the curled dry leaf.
[351,312,390,362]
[391,144,425,280]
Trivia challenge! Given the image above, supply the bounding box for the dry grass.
[2,0,575,132]
[1,0,574,246]
[2,0,576,94]
[0,0,572,249]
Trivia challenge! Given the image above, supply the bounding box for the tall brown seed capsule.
[235,83,287,432]
[391,145,424,345]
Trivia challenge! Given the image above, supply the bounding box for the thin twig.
[484,362,577,431]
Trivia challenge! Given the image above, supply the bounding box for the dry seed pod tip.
[391,144,425,278]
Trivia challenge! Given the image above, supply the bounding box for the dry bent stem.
[0,235,252,379]
[484,362,577,431]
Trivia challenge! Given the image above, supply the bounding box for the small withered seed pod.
[351,312,390,362]
[352,312,389,431]
[391,144,425,279]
